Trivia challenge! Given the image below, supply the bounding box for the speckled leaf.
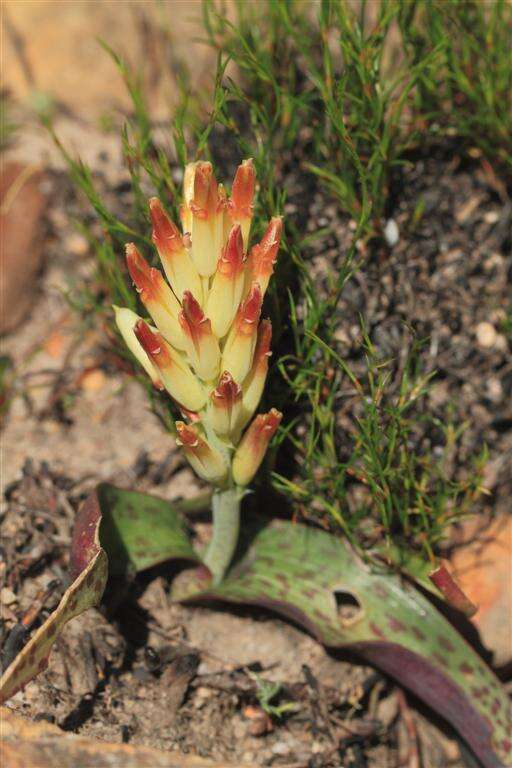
[96,483,200,576]
[0,493,107,704]
[173,520,511,768]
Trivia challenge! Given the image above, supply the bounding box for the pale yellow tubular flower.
[209,371,243,439]
[113,306,163,390]
[149,197,203,306]
[228,159,256,249]
[246,216,283,296]
[176,421,228,485]
[205,224,246,339]
[126,243,186,351]
[179,291,221,383]
[134,320,207,412]
[221,283,263,385]
[181,162,227,278]
[238,319,272,431]
[232,409,282,486]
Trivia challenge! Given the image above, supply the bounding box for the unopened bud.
[179,291,221,382]
[239,320,272,428]
[221,283,262,384]
[149,197,202,304]
[247,217,282,296]
[181,162,227,277]
[228,158,255,247]
[209,372,243,438]
[113,306,163,389]
[205,224,246,339]
[134,320,206,412]
[176,421,228,485]
[126,243,186,351]
[232,409,282,486]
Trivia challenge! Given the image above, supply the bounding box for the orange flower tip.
[239,283,263,325]
[125,243,153,294]
[212,371,242,403]
[230,158,256,218]
[181,290,206,327]
[251,217,283,267]
[134,320,163,358]
[260,408,282,434]
[149,197,182,246]
[221,225,244,272]
[191,161,215,217]
[175,420,200,447]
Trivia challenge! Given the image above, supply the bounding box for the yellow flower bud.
[180,162,226,277]
[134,320,206,412]
[228,158,255,248]
[246,217,283,296]
[149,197,203,305]
[113,306,163,390]
[232,409,282,486]
[126,243,186,351]
[205,224,246,339]
[221,283,263,384]
[239,319,272,429]
[179,291,221,383]
[209,372,243,439]
[176,421,228,485]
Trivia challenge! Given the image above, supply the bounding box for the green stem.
[203,487,242,585]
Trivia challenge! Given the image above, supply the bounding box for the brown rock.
[450,515,512,666]
[0,162,47,334]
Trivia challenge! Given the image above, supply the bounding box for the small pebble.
[384,218,399,247]
[1,587,17,605]
[486,378,502,402]
[475,322,497,348]
[66,232,89,256]
[271,741,290,756]
[81,369,107,392]
[483,210,499,224]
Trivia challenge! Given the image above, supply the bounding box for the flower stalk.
[115,160,282,582]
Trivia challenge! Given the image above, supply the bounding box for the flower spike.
[221,282,263,385]
[134,320,206,412]
[149,197,202,304]
[118,163,281,493]
[232,409,282,486]
[116,160,283,581]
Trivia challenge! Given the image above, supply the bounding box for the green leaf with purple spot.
[173,519,511,768]
[97,483,201,575]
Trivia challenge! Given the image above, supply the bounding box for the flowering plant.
[114,160,283,582]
